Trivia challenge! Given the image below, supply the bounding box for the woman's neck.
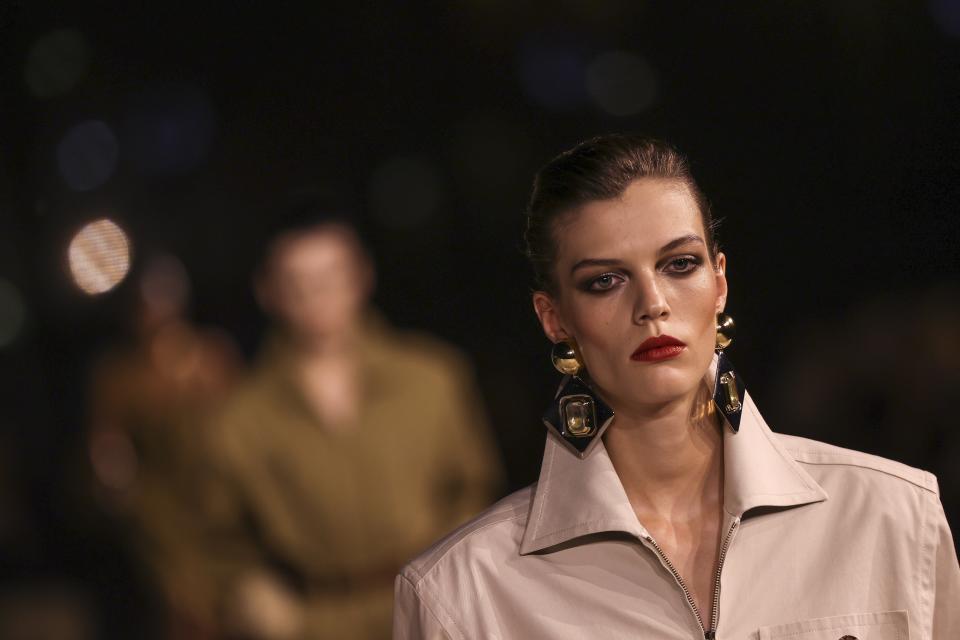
[292,329,363,428]
[603,391,723,523]
[293,328,358,361]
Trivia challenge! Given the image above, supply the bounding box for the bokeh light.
[450,115,529,193]
[367,155,444,229]
[57,120,119,191]
[517,36,588,111]
[586,51,657,117]
[0,279,26,348]
[23,28,91,98]
[68,219,132,295]
[124,87,216,175]
[930,0,960,37]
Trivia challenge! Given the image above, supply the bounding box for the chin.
[623,363,703,406]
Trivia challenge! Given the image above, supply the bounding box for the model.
[202,207,503,640]
[393,134,959,639]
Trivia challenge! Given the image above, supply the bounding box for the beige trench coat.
[394,391,960,639]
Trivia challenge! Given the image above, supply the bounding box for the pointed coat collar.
[519,391,828,555]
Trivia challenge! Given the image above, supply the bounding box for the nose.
[633,274,669,324]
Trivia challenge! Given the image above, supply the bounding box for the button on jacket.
[394,392,960,639]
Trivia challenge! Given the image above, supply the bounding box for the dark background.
[1,2,959,637]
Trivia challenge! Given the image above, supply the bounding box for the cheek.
[674,279,721,362]
[560,295,632,369]
[692,282,720,327]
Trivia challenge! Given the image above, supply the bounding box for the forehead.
[268,227,361,277]
[554,179,703,264]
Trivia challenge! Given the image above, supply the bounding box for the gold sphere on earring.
[716,313,735,350]
[551,341,582,376]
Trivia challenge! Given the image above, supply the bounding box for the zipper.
[644,516,740,640]
[708,518,740,637]
[644,535,706,635]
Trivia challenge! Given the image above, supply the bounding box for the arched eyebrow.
[657,234,705,256]
[570,234,706,274]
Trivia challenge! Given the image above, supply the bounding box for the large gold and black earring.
[713,312,746,432]
[542,340,615,459]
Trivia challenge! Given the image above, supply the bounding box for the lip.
[631,335,687,362]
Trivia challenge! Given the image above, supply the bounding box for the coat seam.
[917,485,936,640]
[764,621,901,639]
[408,511,527,584]
[790,457,936,493]
[400,573,460,640]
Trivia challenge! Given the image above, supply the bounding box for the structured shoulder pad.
[776,433,938,495]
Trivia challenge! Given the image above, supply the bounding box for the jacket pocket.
[758,610,909,640]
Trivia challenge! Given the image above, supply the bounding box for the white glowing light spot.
[68,219,132,295]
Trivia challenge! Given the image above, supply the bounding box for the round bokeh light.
[517,39,588,111]
[57,120,119,191]
[68,219,132,295]
[124,87,216,175]
[24,28,91,98]
[586,51,658,117]
[930,0,960,37]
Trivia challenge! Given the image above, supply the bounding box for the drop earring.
[714,312,746,432]
[542,340,615,459]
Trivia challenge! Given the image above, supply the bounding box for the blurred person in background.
[88,254,241,639]
[201,199,503,640]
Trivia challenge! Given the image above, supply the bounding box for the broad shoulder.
[400,484,534,587]
[775,432,939,495]
[205,373,279,457]
[370,326,473,384]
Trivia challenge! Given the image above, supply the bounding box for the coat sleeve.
[393,573,455,640]
[432,353,505,527]
[929,488,960,639]
[194,410,279,625]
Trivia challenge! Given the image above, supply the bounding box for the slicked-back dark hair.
[524,134,717,293]
[257,186,368,274]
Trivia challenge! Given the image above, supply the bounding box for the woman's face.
[533,178,727,416]
[259,228,371,342]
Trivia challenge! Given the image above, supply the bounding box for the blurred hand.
[226,571,304,640]
[88,428,138,509]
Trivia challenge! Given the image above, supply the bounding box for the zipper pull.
[704,631,716,639]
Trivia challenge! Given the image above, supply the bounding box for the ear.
[713,252,728,312]
[532,291,571,343]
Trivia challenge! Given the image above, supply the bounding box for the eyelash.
[582,255,703,292]
[664,255,702,274]
[584,273,623,292]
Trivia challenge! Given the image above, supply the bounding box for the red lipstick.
[631,335,686,362]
